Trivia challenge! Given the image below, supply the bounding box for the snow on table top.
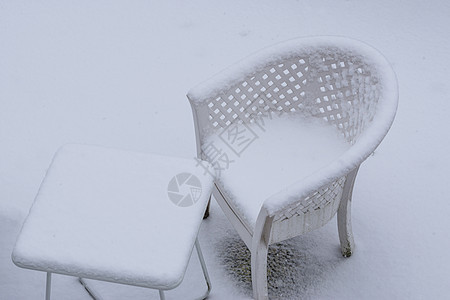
[208,115,350,229]
[12,144,214,290]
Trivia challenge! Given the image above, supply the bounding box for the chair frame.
[187,36,398,299]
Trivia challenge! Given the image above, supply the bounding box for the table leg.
[72,240,211,300]
[46,272,52,300]
[79,277,103,300]
[195,238,211,300]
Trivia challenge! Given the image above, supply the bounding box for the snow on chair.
[187,36,398,299]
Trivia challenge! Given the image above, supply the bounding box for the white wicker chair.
[187,37,398,299]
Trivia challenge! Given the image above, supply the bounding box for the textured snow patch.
[215,230,340,299]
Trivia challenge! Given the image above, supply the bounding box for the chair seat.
[208,116,350,229]
[12,144,214,290]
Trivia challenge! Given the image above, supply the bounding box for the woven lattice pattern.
[201,48,380,145]
[273,176,346,223]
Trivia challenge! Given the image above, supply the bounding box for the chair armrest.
[262,161,353,219]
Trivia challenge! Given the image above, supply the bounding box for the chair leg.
[251,244,269,300]
[337,167,359,257]
[337,195,354,257]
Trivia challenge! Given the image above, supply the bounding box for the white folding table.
[12,144,214,300]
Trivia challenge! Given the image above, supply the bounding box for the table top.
[12,144,214,290]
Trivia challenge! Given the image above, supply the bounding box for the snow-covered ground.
[1,0,449,299]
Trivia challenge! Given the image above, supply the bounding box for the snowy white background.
[1,0,450,299]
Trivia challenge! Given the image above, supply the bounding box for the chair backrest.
[187,37,398,164]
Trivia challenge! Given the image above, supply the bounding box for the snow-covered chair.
[187,37,398,299]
